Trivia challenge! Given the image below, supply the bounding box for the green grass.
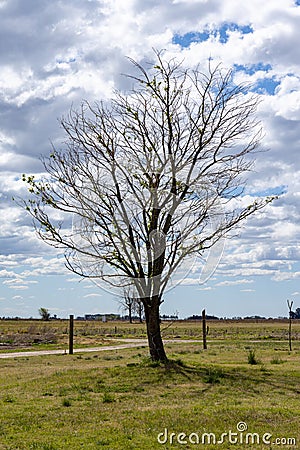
[0,331,299,449]
[1,318,300,350]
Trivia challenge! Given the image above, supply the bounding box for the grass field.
[1,319,300,349]
[0,319,299,449]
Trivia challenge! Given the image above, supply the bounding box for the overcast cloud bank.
[1,0,300,317]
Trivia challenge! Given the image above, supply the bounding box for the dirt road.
[0,338,200,359]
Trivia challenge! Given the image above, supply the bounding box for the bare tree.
[119,286,142,323]
[39,307,50,321]
[21,51,275,362]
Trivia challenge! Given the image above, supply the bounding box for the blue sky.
[173,23,253,46]
[1,0,300,319]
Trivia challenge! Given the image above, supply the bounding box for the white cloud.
[83,293,102,298]
[0,269,17,278]
[197,286,213,291]
[2,278,38,290]
[216,279,254,287]
[0,0,300,316]
[179,277,198,285]
[272,271,300,282]
[6,285,29,291]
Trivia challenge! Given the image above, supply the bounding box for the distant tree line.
[290,308,300,319]
[160,314,179,320]
[186,314,220,320]
[9,305,300,322]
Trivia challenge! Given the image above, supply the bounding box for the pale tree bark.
[119,286,143,323]
[20,50,276,362]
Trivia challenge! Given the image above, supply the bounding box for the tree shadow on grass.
[142,358,300,395]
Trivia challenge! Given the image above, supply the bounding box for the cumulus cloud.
[83,293,103,298]
[216,279,254,287]
[197,286,213,291]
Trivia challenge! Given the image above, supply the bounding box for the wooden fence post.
[69,314,74,355]
[202,309,207,350]
[287,300,293,351]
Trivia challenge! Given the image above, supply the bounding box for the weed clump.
[203,367,224,384]
[270,356,285,365]
[247,349,258,365]
[62,399,71,407]
[102,392,115,403]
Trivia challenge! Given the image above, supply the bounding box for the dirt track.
[0,340,148,359]
[0,338,200,359]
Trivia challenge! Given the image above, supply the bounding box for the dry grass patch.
[0,322,299,448]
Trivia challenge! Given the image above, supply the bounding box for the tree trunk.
[138,303,143,323]
[144,298,168,362]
